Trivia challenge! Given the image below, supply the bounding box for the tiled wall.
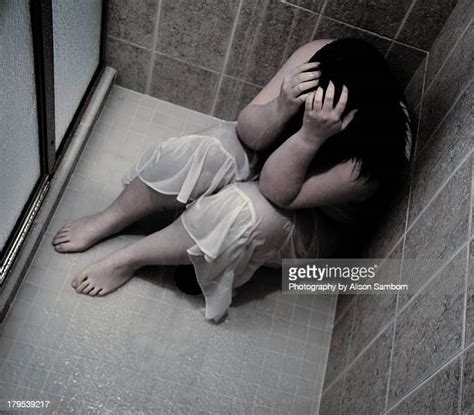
[320,0,473,413]
[105,0,458,120]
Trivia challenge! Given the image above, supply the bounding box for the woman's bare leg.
[53,178,183,253]
[71,216,194,296]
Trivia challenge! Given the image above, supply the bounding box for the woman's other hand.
[276,62,321,117]
[300,81,358,145]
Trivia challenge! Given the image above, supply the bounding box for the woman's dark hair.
[288,38,412,189]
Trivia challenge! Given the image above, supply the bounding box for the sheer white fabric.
[121,121,341,321]
[182,184,269,321]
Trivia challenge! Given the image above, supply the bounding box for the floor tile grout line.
[256,0,428,54]
[109,34,223,77]
[343,298,357,371]
[313,298,337,410]
[319,365,345,411]
[324,305,420,405]
[389,38,429,54]
[459,151,473,411]
[336,366,348,412]
[332,293,357,326]
[462,200,472,352]
[321,299,356,394]
[290,295,320,415]
[423,18,473,95]
[43,292,85,396]
[153,50,224,76]
[210,0,244,116]
[323,297,337,330]
[107,34,151,51]
[384,0,418,58]
[459,248,470,413]
[139,89,225,127]
[109,37,265,93]
[458,350,465,415]
[145,0,162,95]
[1,378,65,403]
[311,371,325,414]
[28,88,145,387]
[383,295,399,412]
[384,210,408,411]
[379,52,427,409]
[331,245,403,324]
[1,88,341,413]
[108,17,430,105]
[279,5,310,72]
[1,275,47,347]
[258,297,333,408]
[410,54,429,163]
[405,148,473,236]
[225,74,263,89]
[281,0,320,16]
[322,239,470,395]
[325,17,391,41]
[396,239,469,319]
[3,264,85,395]
[416,79,472,158]
[309,0,327,40]
[385,346,466,413]
[111,84,144,98]
[319,15,428,53]
[470,156,474,242]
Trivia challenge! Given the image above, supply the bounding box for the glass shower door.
[0,0,42,254]
[52,0,102,149]
[1,0,106,285]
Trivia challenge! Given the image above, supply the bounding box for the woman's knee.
[234,182,277,214]
[234,182,293,243]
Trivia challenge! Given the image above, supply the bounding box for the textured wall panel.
[0,0,41,250]
[53,0,102,147]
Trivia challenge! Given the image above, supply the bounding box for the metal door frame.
[0,0,108,285]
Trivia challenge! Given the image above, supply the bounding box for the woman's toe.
[84,284,95,295]
[98,285,112,296]
[72,273,88,289]
[55,243,66,252]
[89,287,100,296]
[53,235,70,245]
[57,230,69,239]
[77,280,90,294]
[56,242,72,252]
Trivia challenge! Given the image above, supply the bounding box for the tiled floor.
[0,86,336,414]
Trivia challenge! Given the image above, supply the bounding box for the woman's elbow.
[236,109,263,151]
[258,180,292,208]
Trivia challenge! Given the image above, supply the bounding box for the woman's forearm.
[258,130,323,207]
[259,83,358,208]
[236,98,294,151]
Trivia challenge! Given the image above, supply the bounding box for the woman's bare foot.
[52,212,118,253]
[52,178,185,254]
[71,251,137,296]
